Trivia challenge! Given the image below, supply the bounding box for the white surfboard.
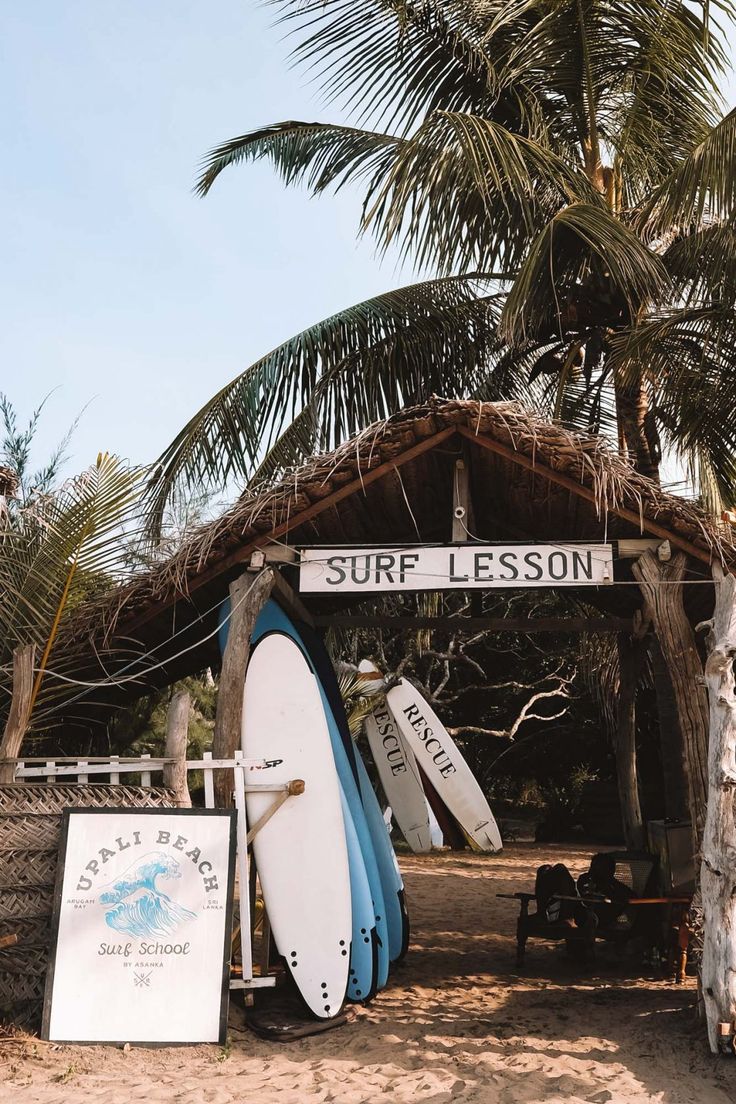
[364,698,432,854]
[242,633,352,1018]
[426,797,444,848]
[386,679,503,852]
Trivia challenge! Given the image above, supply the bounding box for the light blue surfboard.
[339,783,379,1002]
[353,740,409,962]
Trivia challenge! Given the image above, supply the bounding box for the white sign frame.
[299,543,613,594]
[42,808,237,1046]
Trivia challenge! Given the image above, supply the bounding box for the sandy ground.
[1,843,733,1104]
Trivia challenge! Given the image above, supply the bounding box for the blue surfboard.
[296,622,360,786]
[219,597,385,996]
[353,740,410,963]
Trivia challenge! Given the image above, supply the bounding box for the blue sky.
[1,1,406,475]
[2,3,735,481]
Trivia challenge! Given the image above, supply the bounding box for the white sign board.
[43,809,236,1045]
[299,544,613,594]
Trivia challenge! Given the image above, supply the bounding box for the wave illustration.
[98,850,196,938]
[104,890,196,938]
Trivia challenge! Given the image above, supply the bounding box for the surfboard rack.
[245,779,305,845]
[223,751,305,994]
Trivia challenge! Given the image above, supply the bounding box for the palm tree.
[146,0,736,529]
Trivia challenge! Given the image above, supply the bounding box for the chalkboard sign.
[42,808,237,1045]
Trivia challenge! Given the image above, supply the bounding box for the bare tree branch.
[448,678,573,740]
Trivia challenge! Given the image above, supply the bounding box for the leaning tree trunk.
[698,567,736,1054]
[615,633,645,850]
[632,551,709,852]
[212,568,274,808]
[0,644,36,783]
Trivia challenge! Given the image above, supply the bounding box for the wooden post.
[451,456,475,542]
[212,569,274,808]
[163,689,192,807]
[615,632,645,850]
[632,550,709,851]
[697,566,736,1053]
[0,644,36,783]
[649,636,690,821]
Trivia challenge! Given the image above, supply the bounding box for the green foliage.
[106,676,218,801]
[0,396,145,736]
[0,453,145,731]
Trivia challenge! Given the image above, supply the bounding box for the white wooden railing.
[8,751,225,807]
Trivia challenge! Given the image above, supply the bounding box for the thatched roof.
[66,398,734,666]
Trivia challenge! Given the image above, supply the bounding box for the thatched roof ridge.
[67,398,735,645]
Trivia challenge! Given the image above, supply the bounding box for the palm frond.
[641,107,736,235]
[196,121,403,198]
[664,223,736,304]
[608,306,736,503]
[272,0,539,135]
[501,203,669,344]
[0,454,145,730]
[247,403,323,488]
[144,276,506,532]
[336,669,377,737]
[198,111,591,275]
[363,109,593,273]
[608,0,726,204]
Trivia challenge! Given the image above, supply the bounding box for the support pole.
[615,632,645,850]
[697,566,736,1053]
[163,689,191,807]
[632,550,709,851]
[212,569,274,808]
[0,644,36,783]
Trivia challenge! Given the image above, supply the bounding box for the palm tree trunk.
[649,637,690,821]
[614,375,660,482]
[615,633,645,849]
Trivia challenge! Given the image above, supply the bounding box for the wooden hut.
[8,397,736,1050]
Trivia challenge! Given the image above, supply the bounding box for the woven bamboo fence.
[0,783,175,1031]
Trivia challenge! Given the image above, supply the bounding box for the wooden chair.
[498,862,597,967]
[499,851,661,968]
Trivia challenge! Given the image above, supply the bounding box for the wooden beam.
[271,568,314,628]
[458,426,716,567]
[122,426,457,638]
[212,569,274,808]
[311,615,631,634]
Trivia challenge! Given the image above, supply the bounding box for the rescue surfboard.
[386,678,502,852]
